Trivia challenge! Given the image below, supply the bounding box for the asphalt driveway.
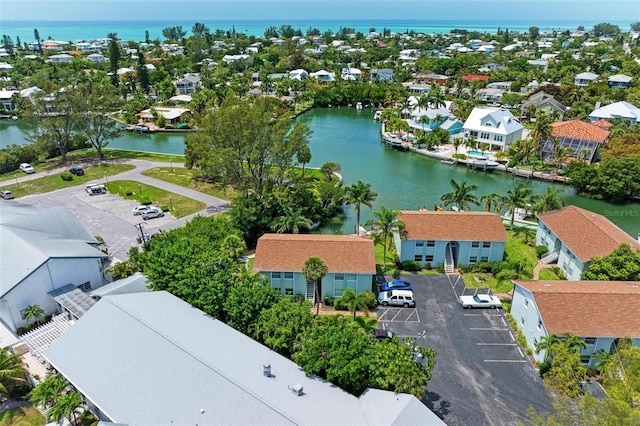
[378,274,550,426]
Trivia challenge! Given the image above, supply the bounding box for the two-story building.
[521,91,567,119]
[589,101,640,124]
[175,73,201,94]
[574,72,599,86]
[511,280,640,369]
[462,107,524,151]
[540,120,610,163]
[253,234,376,304]
[395,211,508,273]
[607,74,632,89]
[536,206,637,280]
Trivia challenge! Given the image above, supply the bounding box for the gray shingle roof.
[45,291,444,426]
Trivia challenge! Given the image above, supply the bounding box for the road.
[6,160,229,261]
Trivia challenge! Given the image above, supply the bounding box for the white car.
[132,205,155,216]
[19,163,35,174]
[142,208,165,220]
[459,294,502,309]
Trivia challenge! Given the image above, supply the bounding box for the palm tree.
[319,161,341,181]
[498,183,535,230]
[47,391,84,425]
[271,206,313,234]
[428,87,446,109]
[417,94,430,114]
[0,349,27,396]
[535,334,562,361]
[296,144,312,179]
[28,374,69,409]
[365,206,404,271]
[398,97,413,119]
[345,181,378,235]
[418,115,430,135]
[452,138,462,154]
[480,193,501,212]
[33,28,42,54]
[561,333,588,353]
[440,179,480,211]
[533,187,564,214]
[340,288,369,319]
[530,112,552,147]
[220,234,247,262]
[551,141,573,172]
[23,304,44,328]
[302,256,328,313]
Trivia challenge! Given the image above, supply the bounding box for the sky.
[1,0,638,22]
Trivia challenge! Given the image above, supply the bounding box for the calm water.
[1,109,638,238]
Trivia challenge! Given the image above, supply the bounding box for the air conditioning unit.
[289,383,303,396]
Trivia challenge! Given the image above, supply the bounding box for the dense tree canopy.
[582,243,640,281]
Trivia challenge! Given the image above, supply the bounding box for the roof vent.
[289,383,304,396]
[263,363,271,377]
[200,409,205,414]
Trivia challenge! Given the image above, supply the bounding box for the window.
[480,256,488,262]
[346,274,356,282]
[416,241,424,247]
[284,272,293,279]
[480,132,490,140]
[482,241,491,248]
[271,272,282,279]
[335,273,344,281]
[520,317,525,326]
[469,256,477,263]
[580,355,591,364]
[426,240,435,247]
[284,288,294,296]
[77,281,91,291]
[584,337,596,345]
[425,255,434,262]
[493,135,503,142]
[537,319,543,330]
[471,241,480,248]
[414,254,423,261]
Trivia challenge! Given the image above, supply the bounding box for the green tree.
[108,38,121,87]
[77,82,122,160]
[529,26,540,40]
[582,243,640,281]
[255,297,314,357]
[192,22,210,36]
[365,205,404,270]
[344,180,378,235]
[224,273,279,336]
[533,186,564,214]
[271,205,313,234]
[47,391,83,425]
[23,304,44,327]
[440,179,480,211]
[136,49,150,94]
[320,161,341,181]
[296,143,311,179]
[220,234,247,262]
[28,374,68,408]
[301,256,328,309]
[498,183,535,230]
[480,192,501,212]
[33,28,42,53]
[0,349,26,396]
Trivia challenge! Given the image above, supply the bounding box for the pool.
[466,150,490,158]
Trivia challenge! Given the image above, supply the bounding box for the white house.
[462,107,524,151]
[608,74,632,89]
[85,53,108,63]
[589,101,640,124]
[341,67,362,81]
[310,69,335,82]
[45,53,74,64]
[44,291,446,425]
[289,68,309,81]
[511,280,640,369]
[0,202,108,332]
[175,73,201,94]
[574,72,599,86]
[536,205,637,280]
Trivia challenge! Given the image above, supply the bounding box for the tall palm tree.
[365,206,404,270]
[47,391,84,425]
[535,334,562,361]
[418,115,430,135]
[480,193,501,212]
[33,28,42,54]
[345,181,378,235]
[530,112,552,147]
[551,141,573,172]
[533,186,564,214]
[398,97,413,119]
[271,206,313,234]
[302,256,328,313]
[428,87,446,109]
[23,303,44,328]
[220,234,247,262]
[0,349,27,396]
[498,183,535,230]
[417,94,430,114]
[440,179,480,211]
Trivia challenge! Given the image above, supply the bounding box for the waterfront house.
[540,120,610,163]
[395,211,508,273]
[462,107,524,151]
[589,101,640,124]
[536,206,637,281]
[521,91,567,119]
[138,107,191,127]
[44,291,445,425]
[607,74,632,89]
[404,83,431,95]
[253,234,376,303]
[574,72,599,86]
[510,280,640,369]
[0,202,107,333]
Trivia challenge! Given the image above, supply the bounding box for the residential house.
[487,82,512,91]
[0,90,17,110]
[404,83,431,95]
[341,67,363,81]
[138,107,191,127]
[222,54,249,63]
[477,88,504,103]
[289,69,309,81]
[462,107,524,151]
[395,211,508,273]
[536,205,637,280]
[175,73,201,94]
[310,69,335,82]
[398,49,420,62]
[253,234,375,303]
[0,202,107,332]
[370,68,394,82]
[45,53,74,64]
[44,291,445,425]
[85,53,107,63]
[540,120,610,163]
[462,75,489,84]
[408,105,462,134]
[527,59,549,73]
[607,74,632,89]
[511,280,640,369]
[574,72,599,86]
[589,101,640,124]
[521,91,567,119]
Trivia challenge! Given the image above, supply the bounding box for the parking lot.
[377,274,549,426]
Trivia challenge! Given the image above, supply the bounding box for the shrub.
[293,294,306,303]
[401,260,422,272]
[458,264,473,273]
[333,297,348,311]
[452,153,467,160]
[323,296,334,307]
[425,262,432,270]
[550,266,565,279]
[536,245,550,258]
[359,291,378,310]
[491,261,509,274]
[436,262,445,273]
[60,172,74,181]
[140,198,152,205]
[496,269,518,281]
[161,205,169,212]
[538,361,551,377]
[472,262,492,273]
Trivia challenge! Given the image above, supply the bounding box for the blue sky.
[1,0,638,22]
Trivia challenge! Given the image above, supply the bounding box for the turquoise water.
[1,108,638,238]
[466,150,490,158]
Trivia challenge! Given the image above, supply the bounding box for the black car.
[69,166,85,176]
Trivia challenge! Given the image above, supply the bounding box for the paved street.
[378,274,550,426]
[11,160,229,261]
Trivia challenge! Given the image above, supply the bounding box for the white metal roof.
[589,101,640,121]
[463,107,523,136]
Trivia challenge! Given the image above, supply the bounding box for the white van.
[378,289,415,307]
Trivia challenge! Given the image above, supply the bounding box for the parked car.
[0,190,14,200]
[378,289,415,308]
[142,208,165,220]
[459,294,502,309]
[69,166,85,176]
[371,329,395,340]
[380,280,413,292]
[132,205,155,216]
[86,184,106,195]
[19,163,35,174]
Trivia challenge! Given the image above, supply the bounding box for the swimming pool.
[466,150,490,158]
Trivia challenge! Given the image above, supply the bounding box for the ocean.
[1,19,634,44]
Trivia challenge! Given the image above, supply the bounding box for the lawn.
[141,167,237,200]
[106,180,206,218]
[462,273,514,293]
[504,230,539,277]
[81,148,186,163]
[539,268,563,280]
[0,163,135,197]
[0,406,45,426]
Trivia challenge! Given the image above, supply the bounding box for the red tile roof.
[515,280,640,337]
[462,75,489,82]
[550,120,610,143]
[592,119,613,130]
[398,211,508,241]
[253,234,376,274]
[538,206,637,261]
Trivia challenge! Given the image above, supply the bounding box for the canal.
[1,108,638,238]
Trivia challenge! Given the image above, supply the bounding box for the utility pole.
[134,222,147,247]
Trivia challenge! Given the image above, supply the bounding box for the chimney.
[594,101,601,110]
[263,363,271,377]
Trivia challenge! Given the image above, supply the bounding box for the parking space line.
[508,332,515,342]
[405,309,419,322]
[484,360,528,363]
[469,327,509,331]
[390,310,402,321]
[377,308,391,321]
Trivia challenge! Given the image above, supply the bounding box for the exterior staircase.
[444,245,455,274]
[306,281,316,304]
[541,251,559,265]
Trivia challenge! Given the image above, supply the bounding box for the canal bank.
[1,109,638,238]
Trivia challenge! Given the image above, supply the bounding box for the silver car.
[142,208,165,220]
